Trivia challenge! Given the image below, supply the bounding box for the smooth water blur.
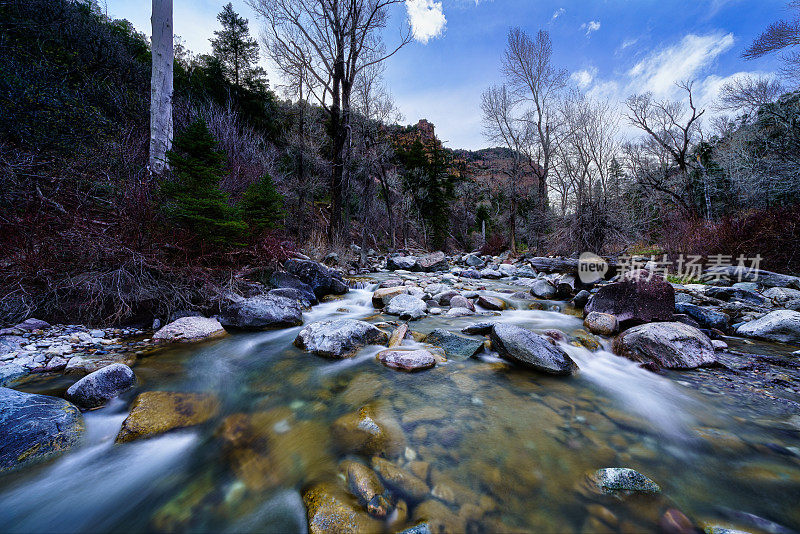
[1,280,799,533]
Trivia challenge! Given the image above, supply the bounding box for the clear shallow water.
[1,280,800,533]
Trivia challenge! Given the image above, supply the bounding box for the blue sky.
[103,0,787,149]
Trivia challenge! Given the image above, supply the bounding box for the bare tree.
[149,0,173,176]
[717,75,785,116]
[626,81,704,216]
[744,1,800,81]
[248,0,411,243]
[502,28,567,214]
[481,84,531,251]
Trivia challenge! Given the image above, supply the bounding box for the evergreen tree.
[161,119,247,245]
[240,173,286,232]
[210,3,265,89]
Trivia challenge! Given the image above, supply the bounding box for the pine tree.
[210,3,265,89]
[240,173,286,232]
[161,119,247,245]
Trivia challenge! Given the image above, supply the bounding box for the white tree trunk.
[149,0,173,175]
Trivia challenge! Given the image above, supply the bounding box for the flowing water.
[2,277,800,533]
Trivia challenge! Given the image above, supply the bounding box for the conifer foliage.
[161,119,247,245]
[211,3,265,90]
[241,174,286,232]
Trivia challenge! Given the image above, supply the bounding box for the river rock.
[341,460,390,518]
[303,482,382,534]
[531,279,557,299]
[584,312,619,336]
[65,363,135,409]
[477,295,506,311]
[371,457,430,501]
[295,319,388,358]
[490,324,577,375]
[735,310,800,344]
[572,290,592,308]
[152,316,227,343]
[461,322,496,335]
[415,251,448,272]
[377,349,436,371]
[0,387,84,473]
[220,294,303,330]
[479,268,502,279]
[613,322,716,369]
[115,391,220,443]
[705,286,766,306]
[585,270,675,326]
[384,294,427,320]
[675,303,730,331]
[448,295,474,311]
[0,362,27,386]
[465,254,485,268]
[762,287,800,304]
[590,468,661,495]
[388,323,409,347]
[270,271,318,305]
[0,335,24,357]
[372,286,408,307]
[267,288,314,309]
[64,352,135,376]
[446,307,475,317]
[15,318,51,331]
[331,404,406,456]
[378,278,404,289]
[285,259,348,298]
[387,256,417,271]
[424,329,484,360]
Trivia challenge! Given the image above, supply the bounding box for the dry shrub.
[660,204,800,274]
[481,234,508,256]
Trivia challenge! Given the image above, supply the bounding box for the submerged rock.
[341,460,390,518]
[384,294,428,320]
[590,467,661,495]
[736,310,800,344]
[0,387,84,473]
[115,391,219,443]
[220,294,303,330]
[377,349,436,372]
[294,319,388,358]
[65,363,135,409]
[490,324,577,376]
[152,316,227,343]
[331,404,406,457]
[585,270,675,326]
[613,322,716,369]
[371,456,430,501]
[424,328,484,360]
[303,482,382,534]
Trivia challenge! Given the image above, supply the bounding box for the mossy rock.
[303,482,382,534]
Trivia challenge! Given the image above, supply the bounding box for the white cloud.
[619,38,638,51]
[405,0,447,44]
[627,32,735,97]
[551,8,565,21]
[571,66,598,89]
[580,20,601,37]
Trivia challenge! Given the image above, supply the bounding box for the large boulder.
[490,324,577,376]
[270,271,318,305]
[705,286,766,306]
[284,259,348,298]
[465,254,484,268]
[674,302,730,331]
[386,256,417,271]
[152,316,227,343]
[584,270,675,326]
[531,279,557,299]
[414,251,449,272]
[294,319,389,358]
[612,322,716,369]
[384,294,427,320]
[115,391,219,443]
[736,310,800,344]
[268,288,315,309]
[220,294,303,330]
[424,329,484,361]
[0,387,84,473]
[762,287,800,304]
[65,363,135,409]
